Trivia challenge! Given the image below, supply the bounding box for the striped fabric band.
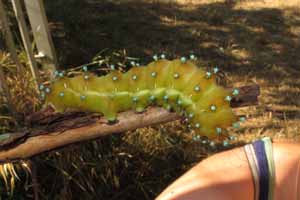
[244,137,276,200]
[244,144,260,200]
[262,137,276,200]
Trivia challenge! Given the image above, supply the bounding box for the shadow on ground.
[46,1,300,72]
[45,0,300,104]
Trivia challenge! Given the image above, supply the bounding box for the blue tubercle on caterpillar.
[43,57,242,139]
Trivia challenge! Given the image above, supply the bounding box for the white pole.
[11,0,40,86]
[24,0,57,73]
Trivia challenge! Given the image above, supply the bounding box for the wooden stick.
[0,64,19,122]
[0,84,259,163]
[0,0,23,74]
[0,107,178,163]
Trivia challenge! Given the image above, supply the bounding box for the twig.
[28,160,39,200]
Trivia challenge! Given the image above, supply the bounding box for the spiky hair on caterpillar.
[40,55,243,141]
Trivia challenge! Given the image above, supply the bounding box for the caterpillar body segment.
[43,58,238,139]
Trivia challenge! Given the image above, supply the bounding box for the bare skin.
[156,142,300,200]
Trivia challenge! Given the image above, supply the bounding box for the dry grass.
[0,50,41,198]
[0,0,299,199]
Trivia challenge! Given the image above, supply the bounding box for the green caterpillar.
[40,56,242,139]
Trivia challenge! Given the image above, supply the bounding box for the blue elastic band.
[253,140,269,200]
